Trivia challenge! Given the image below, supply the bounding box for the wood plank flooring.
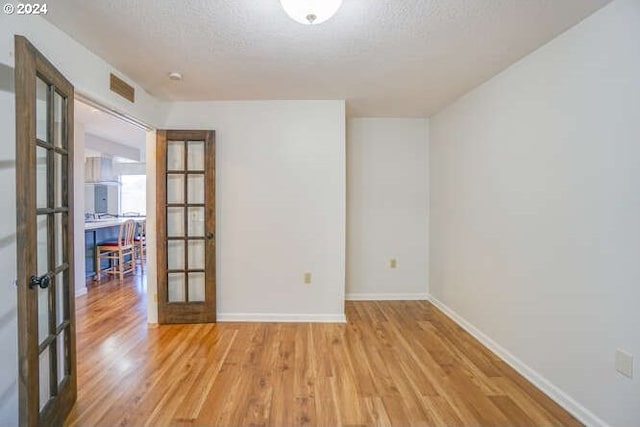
[65,272,581,426]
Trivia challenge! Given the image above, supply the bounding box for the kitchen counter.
[84,217,145,231]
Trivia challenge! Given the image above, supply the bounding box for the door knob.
[30,273,52,289]
[206,232,214,240]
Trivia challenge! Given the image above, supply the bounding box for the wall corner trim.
[345,293,429,301]
[427,294,610,427]
[217,313,347,323]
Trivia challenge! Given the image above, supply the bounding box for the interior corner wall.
[153,100,346,321]
[428,0,640,425]
[346,118,429,300]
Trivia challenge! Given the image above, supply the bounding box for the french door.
[15,36,77,426]
[156,130,216,323]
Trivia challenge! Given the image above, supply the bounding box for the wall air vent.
[109,73,135,103]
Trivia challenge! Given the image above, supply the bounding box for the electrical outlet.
[304,272,312,284]
[390,258,398,269]
[615,349,633,378]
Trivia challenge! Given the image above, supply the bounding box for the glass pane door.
[157,130,216,324]
[15,35,77,427]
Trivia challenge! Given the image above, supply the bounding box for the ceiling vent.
[110,73,135,103]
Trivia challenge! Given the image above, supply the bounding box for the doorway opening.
[74,98,149,305]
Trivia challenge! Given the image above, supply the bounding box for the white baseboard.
[217,313,346,323]
[427,295,609,427]
[75,287,88,297]
[345,292,429,301]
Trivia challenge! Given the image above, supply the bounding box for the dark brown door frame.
[15,35,77,427]
[156,130,216,324]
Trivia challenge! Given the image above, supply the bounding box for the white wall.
[145,131,158,324]
[73,123,86,297]
[158,100,346,321]
[429,0,640,426]
[346,118,429,300]
[0,63,18,427]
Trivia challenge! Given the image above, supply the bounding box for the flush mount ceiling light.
[168,72,183,81]
[280,0,343,25]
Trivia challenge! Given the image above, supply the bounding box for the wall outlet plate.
[615,349,633,379]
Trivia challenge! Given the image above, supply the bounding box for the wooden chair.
[95,219,137,281]
[135,220,146,264]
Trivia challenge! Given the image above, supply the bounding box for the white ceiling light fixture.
[280,0,343,25]
[168,72,183,81]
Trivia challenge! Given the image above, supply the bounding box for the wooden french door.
[156,130,216,323]
[15,36,76,427]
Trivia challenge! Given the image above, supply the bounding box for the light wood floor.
[65,272,581,427]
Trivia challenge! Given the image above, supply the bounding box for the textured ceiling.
[46,0,610,117]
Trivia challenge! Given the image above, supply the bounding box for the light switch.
[615,349,633,378]
[304,272,312,284]
[390,258,398,269]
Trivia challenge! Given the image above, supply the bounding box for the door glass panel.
[187,174,204,204]
[167,241,185,270]
[188,207,204,237]
[187,141,205,171]
[37,215,49,275]
[55,270,66,327]
[38,285,49,344]
[168,273,185,302]
[161,132,214,321]
[55,213,64,267]
[188,273,205,302]
[55,153,63,208]
[39,349,51,410]
[36,77,48,142]
[53,91,63,147]
[166,174,184,204]
[188,240,205,270]
[36,146,48,209]
[167,207,184,237]
[167,141,184,171]
[57,331,66,386]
